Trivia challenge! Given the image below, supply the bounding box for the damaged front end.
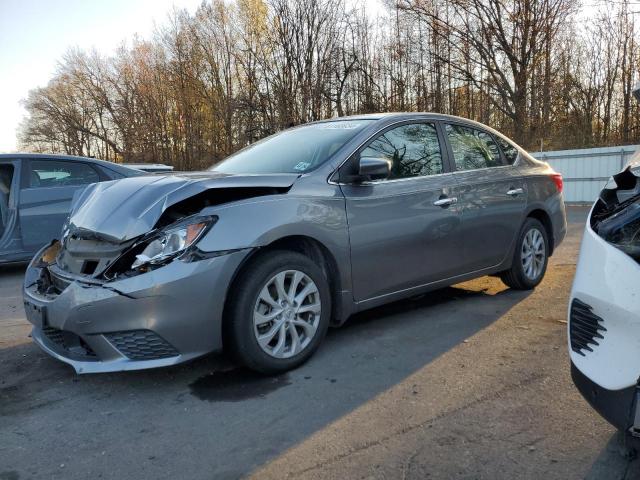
[29,171,297,288]
[591,167,640,261]
[570,164,640,437]
[23,226,250,373]
[58,214,217,282]
[22,172,293,373]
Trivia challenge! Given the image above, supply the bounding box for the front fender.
[196,195,351,289]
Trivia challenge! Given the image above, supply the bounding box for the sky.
[0,0,387,153]
[0,0,203,153]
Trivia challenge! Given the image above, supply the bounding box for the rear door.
[19,159,101,250]
[443,122,527,272]
[339,121,464,302]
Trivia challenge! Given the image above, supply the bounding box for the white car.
[570,164,640,445]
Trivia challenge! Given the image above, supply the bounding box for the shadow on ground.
[586,432,640,480]
[0,280,528,479]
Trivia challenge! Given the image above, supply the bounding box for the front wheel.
[500,218,549,290]
[225,250,331,374]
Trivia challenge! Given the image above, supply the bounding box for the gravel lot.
[1,206,638,480]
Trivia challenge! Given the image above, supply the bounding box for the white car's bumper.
[570,201,640,433]
[570,211,640,391]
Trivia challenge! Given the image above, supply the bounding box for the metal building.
[531,145,639,203]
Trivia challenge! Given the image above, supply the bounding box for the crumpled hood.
[68,171,299,242]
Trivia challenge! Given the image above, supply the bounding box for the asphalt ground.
[2,206,639,480]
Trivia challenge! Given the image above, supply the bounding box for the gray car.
[23,113,567,374]
[0,154,143,264]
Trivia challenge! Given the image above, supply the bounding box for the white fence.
[530,145,639,203]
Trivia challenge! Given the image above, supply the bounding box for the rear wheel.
[500,218,549,290]
[225,250,331,374]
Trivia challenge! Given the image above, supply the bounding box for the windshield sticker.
[319,122,363,130]
[294,162,311,171]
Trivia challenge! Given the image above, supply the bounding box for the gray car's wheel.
[500,218,549,290]
[225,250,331,374]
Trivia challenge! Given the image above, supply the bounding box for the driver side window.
[28,160,100,188]
[361,123,443,180]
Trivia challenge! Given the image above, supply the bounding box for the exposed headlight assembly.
[594,202,640,261]
[592,168,640,262]
[131,216,216,270]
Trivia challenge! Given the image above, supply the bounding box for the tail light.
[551,173,563,193]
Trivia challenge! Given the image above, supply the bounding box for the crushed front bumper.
[569,217,640,391]
[570,203,640,437]
[23,245,250,373]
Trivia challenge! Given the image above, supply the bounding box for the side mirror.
[358,156,391,182]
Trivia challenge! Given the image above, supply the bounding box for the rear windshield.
[211,120,374,174]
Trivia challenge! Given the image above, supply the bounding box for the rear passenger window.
[445,124,503,171]
[28,160,100,188]
[361,123,443,180]
[495,136,519,165]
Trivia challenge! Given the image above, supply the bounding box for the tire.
[224,250,331,374]
[500,218,549,290]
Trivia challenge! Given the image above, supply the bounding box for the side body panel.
[195,179,353,309]
[451,166,527,271]
[348,158,567,313]
[517,149,567,253]
[522,168,568,253]
[339,174,463,301]
[438,120,529,272]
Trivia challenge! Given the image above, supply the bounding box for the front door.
[339,121,464,302]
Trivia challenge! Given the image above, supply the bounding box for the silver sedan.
[23,113,567,374]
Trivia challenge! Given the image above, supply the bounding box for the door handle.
[433,197,458,207]
[506,188,524,196]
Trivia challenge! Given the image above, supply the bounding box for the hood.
[68,171,299,242]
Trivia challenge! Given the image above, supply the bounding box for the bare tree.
[18,0,640,166]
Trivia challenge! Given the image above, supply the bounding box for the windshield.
[211,120,374,174]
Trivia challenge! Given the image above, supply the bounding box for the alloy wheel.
[521,228,546,280]
[253,270,321,359]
